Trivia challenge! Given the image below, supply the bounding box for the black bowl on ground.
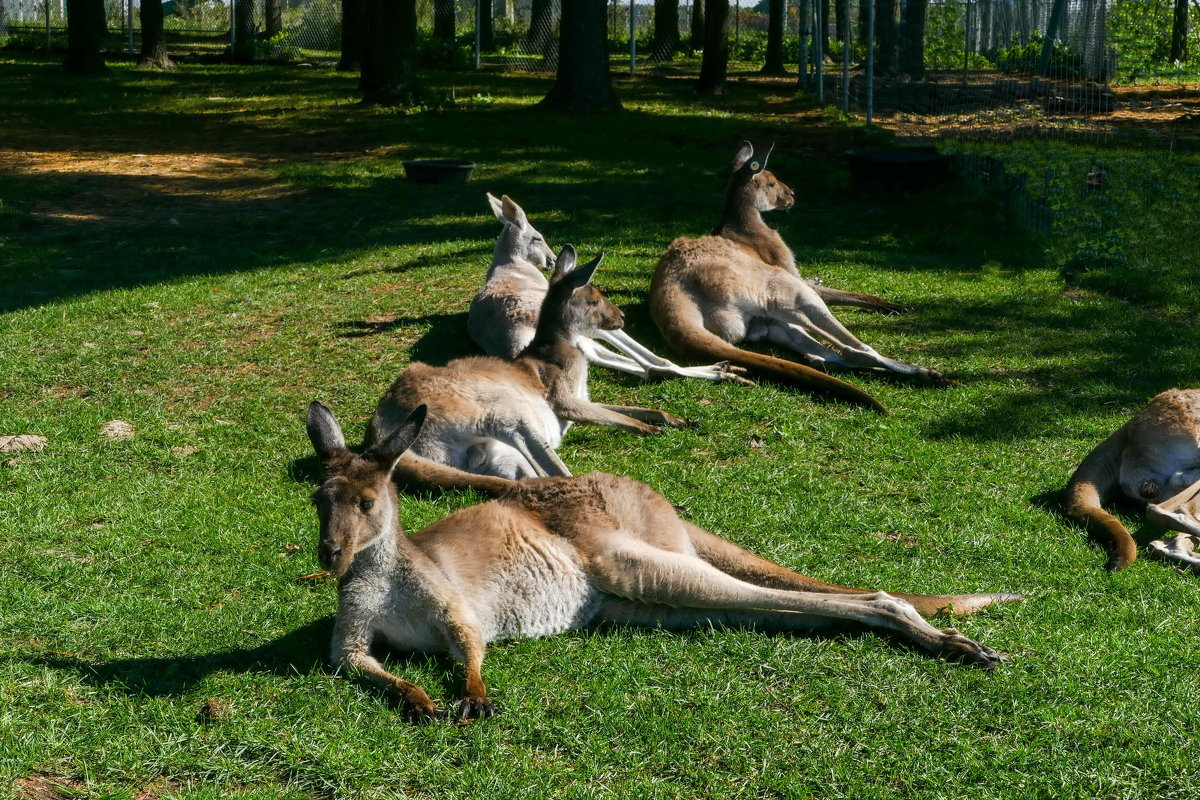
[844,147,952,195]
[403,159,476,184]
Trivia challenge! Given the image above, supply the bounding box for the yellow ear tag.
[750,161,760,170]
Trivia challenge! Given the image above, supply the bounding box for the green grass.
[3,55,1200,799]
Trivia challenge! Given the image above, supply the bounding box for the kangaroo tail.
[653,296,888,415]
[395,451,514,497]
[1064,436,1137,571]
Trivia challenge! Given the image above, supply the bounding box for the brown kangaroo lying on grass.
[307,401,1021,721]
[469,192,751,385]
[650,142,949,415]
[366,245,686,493]
[1065,388,1200,572]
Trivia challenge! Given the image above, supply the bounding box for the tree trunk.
[434,0,455,40]
[539,0,621,111]
[651,0,679,61]
[689,0,704,54]
[480,0,496,51]
[875,0,898,75]
[898,0,927,78]
[339,0,365,70]
[834,0,843,42]
[138,0,175,68]
[820,0,830,52]
[63,0,106,73]
[526,0,555,56]
[232,0,256,63]
[360,0,417,105]
[697,0,729,93]
[762,0,786,74]
[1171,0,1188,61]
[265,0,283,36]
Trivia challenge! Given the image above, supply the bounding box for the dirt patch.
[13,774,87,800]
[0,148,299,225]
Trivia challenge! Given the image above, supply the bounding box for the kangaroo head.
[488,192,557,271]
[730,141,795,213]
[542,244,624,337]
[305,401,427,577]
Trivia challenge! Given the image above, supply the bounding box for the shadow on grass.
[334,311,474,366]
[30,617,336,697]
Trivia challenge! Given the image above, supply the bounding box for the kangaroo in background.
[307,401,1020,721]
[469,193,752,385]
[650,142,949,415]
[1065,388,1200,572]
[367,245,686,490]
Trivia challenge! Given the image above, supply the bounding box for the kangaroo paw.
[401,699,441,724]
[455,696,498,720]
[936,628,1004,670]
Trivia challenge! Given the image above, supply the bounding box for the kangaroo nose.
[318,541,342,568]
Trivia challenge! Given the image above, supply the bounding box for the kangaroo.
[366,245,686,491]
[307,401,1020,721]
[469,193,752,385]
[1065,388,1200,572]
[650,142,949,415]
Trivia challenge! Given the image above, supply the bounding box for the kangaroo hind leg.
[587,539,1001,668]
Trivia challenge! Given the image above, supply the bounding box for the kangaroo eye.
[359,499,375,513]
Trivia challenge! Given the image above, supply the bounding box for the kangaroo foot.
[1147,534,1200,572]
[936,628,1004,670]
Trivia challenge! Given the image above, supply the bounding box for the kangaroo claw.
[937,629,1003,670]
[455,696,498,720]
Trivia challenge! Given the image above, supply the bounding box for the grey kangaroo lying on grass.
[307,401,1021,721]
[1065,388,1200,572]
[650,142,950,415]
[366,244,686,494]
[468,192,751,385]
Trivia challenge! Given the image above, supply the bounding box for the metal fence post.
[127,0,134,54]
[865,0,874,124]
[630,0,636,74]
[230,0,236,55]
[842,0,850,113]
[798,0,810,89]
[474,0,481,69]
[44,0,51,48]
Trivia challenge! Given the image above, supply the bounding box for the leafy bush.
[986,33,1085,79]
[289,0,339,51]
[255,30,301,61]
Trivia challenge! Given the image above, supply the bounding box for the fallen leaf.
[294,571,330,582]
[171,446,197,457]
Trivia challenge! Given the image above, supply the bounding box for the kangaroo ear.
[500,194,528,226]
[753,142,775,171]
[486,192,505,221]
[549,244,577,282]
[364,405,427,470]
[562,251,603,289]
[307,401,347,464]
[732,141,755,171]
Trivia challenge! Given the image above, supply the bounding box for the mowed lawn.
[1,55,1198,800]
